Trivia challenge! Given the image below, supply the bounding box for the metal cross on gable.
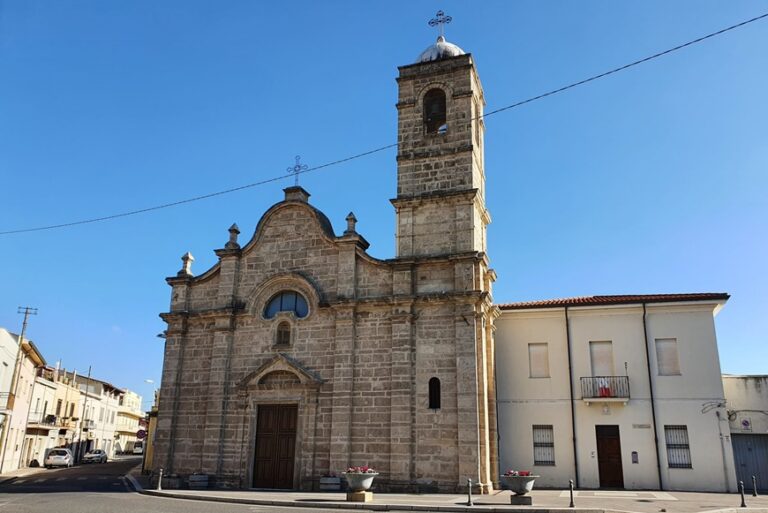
[428,10,452,38]
[287,155,308,186]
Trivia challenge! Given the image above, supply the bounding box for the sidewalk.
[0,465,46,485]
[134,485,768,513]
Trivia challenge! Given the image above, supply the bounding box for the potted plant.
[500,469,539,495]
[341,466,378,492]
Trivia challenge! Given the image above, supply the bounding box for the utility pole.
[75,366,92,462]
[0,306,38,473]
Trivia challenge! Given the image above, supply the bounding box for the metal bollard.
[467,478,473,506]
[739,481,746,508]
[569,479,575,508]
[157,468,163,491]
[752,475,758,497]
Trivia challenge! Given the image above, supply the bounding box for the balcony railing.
[580,376,630,401]
[0,392,14,411]
[28,412,58,426]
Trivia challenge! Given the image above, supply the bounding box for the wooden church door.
[252,404,298,489]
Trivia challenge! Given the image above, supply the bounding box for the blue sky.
[1,1,766,404]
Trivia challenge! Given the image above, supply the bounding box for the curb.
[124,472,144,492]
[138,489,623,513]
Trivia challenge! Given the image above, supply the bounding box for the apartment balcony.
[0,392,14,412]
[28,412,58,427]
[82,419,96,430]
[580,376,630,405]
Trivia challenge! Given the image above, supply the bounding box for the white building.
[115,389,144,454]
[0,329,46,473]
[22,366,58,467]
[723,374,768,492]
[496,293,737,492]
[70,374,122,458]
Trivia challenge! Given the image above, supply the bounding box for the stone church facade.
[154,39,499,492]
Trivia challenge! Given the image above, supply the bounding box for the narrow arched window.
[275,322,291,346]
[428,377,441,410]
[264,291,309,319]
[423,89,447,134]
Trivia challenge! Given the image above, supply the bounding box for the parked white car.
[82,449,107,464]
[132,441,144,455]
[44,448,74,468]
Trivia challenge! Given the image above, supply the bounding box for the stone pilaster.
[389,302,414,488]
[454,302,481,489]
[329,306,355,473]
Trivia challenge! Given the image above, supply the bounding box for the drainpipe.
[564,306,580,488]
[642,303,663,490]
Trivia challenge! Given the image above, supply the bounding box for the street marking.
[77,477,87,481]
[559,491,678,501]
[33,478,45,483]
[56,477,66,481]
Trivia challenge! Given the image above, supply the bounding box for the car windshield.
[50,450,67,456]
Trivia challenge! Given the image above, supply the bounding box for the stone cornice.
[396,143,474,162]
[390,188,479,209]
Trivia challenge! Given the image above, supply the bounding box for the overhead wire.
[2,11,766,236]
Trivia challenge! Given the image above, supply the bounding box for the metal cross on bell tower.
[428,10,452,38]
[287,155,308,186]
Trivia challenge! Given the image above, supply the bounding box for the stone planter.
[500,475,539,495]
[342,472,378,492]
[319,476,342,491]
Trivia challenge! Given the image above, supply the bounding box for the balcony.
[28,412,58,427]
[0,392,14,411]
[580,376,630,405]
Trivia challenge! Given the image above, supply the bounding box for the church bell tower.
[392,22,488,258]
[389,13,498,493]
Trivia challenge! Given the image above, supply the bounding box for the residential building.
[723,374,768,492]
[50,368,83,448]
[115,389,144,454]
[70,374,122,459]
[21,366,58,467]
[0,328,46,473]
[496,295,737,492]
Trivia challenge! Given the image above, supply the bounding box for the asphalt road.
[0,457,342,513]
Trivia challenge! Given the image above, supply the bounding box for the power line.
[2,11,766,237]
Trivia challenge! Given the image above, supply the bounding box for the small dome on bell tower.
[417,35,466,63]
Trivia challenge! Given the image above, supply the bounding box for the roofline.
[498,293,730,311]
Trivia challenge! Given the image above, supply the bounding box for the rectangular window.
[655,338,681,375]
[532,425,555,466]
[589,341,614,376]
[664,425,692,468]
[528,343,550,378]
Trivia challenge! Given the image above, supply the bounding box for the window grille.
[533,425,555,466]
[664,425,692,468]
